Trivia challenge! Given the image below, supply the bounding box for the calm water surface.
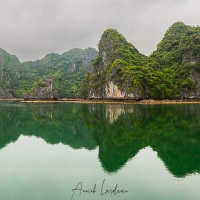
[0,102,200,200]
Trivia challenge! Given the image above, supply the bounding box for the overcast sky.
[0,0,199,61]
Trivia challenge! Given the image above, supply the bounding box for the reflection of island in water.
[0,102,200,177]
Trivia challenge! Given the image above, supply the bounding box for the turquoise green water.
[0,102,200,200]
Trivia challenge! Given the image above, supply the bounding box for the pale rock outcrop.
[24,78,58,100]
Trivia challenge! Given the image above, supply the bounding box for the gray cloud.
[0,0,199,61]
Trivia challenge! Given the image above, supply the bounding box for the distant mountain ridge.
[0,47,98,98]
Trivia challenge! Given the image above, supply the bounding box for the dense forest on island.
[0,22,199,100]
[87,22,200,100]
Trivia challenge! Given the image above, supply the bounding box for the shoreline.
[60,99,200,104]
[1,98,200,104]
[0,98,23,101]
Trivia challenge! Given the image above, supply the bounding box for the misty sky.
[0,0,199,61]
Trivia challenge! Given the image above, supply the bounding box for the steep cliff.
[88,29,146,99]
[151,22,200,98]
[0,48,21,98]
[0,68,13,98]
[87,22,200,99]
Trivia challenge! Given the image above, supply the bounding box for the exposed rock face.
[88,29,144,99]
[0,68,13,98]
[0,48,21,98]
[24,78,58,100]
[105,81,142,99]
[89,81,138,99]
[89,81,141,99]
[181,70,200,98]
[66,48,98,73]
[105,82,124,98]
[81,48,98,69]
[0,70,13,98]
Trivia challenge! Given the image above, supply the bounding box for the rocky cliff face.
[87,22,200,100]
[0,48,21,98]
[181,69,200,98]
[88,29,145,99]
[0,68,13,98]
[81,47,98,69]
[23,78,58,100]
[61,48,98,72]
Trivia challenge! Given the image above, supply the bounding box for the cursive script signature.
[71,180,128,199]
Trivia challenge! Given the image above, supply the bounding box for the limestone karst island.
[0,22,200,101]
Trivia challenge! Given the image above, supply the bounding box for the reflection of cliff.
[105,105,139,124]
[0,103,97,150]
[0,102,200,177]
[85,104,200,177]
[89,104,139,124]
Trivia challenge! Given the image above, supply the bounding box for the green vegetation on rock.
[19,48,98,98]
[0,48,98,99]
[0,48,21,98]
[87,22,200,100]
[0,22,199,99]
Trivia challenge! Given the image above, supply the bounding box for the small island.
[22,78,58,101]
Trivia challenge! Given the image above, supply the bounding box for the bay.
[0,102,200,200]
